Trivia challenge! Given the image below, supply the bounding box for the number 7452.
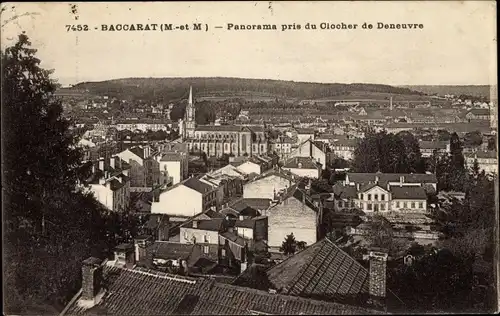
[65,25,89,31]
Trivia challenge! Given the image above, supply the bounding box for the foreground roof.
[62,263,379,315]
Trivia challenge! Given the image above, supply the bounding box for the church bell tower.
[185,86,196,137]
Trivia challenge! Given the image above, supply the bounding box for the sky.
[1,1,497,87]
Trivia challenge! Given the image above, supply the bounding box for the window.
[367,203,373,210]
[380,204,385,211]
[360,194,364,200]
[419,202,423,208]
[374,194,378,201]
[368,194,371,201]
[351,200,355,207]
[403,202,407,208]
[411,202,415,208]
[203,246,209,254]
[396,201,400,208]
[204,235,210,243]
[184,231,188,240]
[381,194,385,201]
[338,200,343,208]
[221,249,226,257]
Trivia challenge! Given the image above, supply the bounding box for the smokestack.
[134,237,152,262]
[193,220,198,229]
[368,248,388,310]
[98,158,105,171]
[81,257,103,302]
[114,243,135,269]
[399,176,404,187]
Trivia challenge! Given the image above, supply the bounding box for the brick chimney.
[81,257,103,302]
[368,248,388,310]
[192,220,198,229]
[114,243,135,268]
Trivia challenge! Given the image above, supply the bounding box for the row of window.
[183,231,212,243]
[360,193,386,201]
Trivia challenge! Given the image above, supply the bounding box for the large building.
[180,87,269,157]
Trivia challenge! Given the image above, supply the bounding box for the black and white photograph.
[1,1,498,315]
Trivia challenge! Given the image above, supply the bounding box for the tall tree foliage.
[2,34,135,314]
[352,130,421,173]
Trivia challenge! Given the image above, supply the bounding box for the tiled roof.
[266,238,370,304]
[296,127,316,134]
[63,263,379,315]
[183,177,214,194]
[390,186,427,200]
[358,183,388,193]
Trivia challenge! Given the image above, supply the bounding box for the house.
[465,150,498,175]
[157,151,189,185]
[116,145,161,189]
[84,157,131,212]
[61,249,379,316]
[141,214,170,241]
[243,169,297,200]
[199,173,243,206]
[209,164,249,180]
[266,239,401,311]
[466,109,490,121]
[266,185,321,252]
[330,136,359,160]
[270,135,295,158]
[150,177,218,221]
[282,156,322,179]
[418,141,450,158]
[288,139,327,169]
[180,215,225,246]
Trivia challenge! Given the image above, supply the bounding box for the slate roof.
[332,184,358,199]
[129,146,145,159]
[390,186,427,200]
[220,231,248,247]
[148,241,195,261]
[183,177,214,194]
[195,125,241,132]
[467,109,490,116]
[283,157,321,169]
[62,263,379,315]
[160,152,184,161]
[230,198,272,212]
[418,141,448,150]
[346,173,437,186]
[182,218,224,232]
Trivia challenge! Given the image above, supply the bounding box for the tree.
[463,131,483,148]
[397,131,425,173]
[2,34,132,314]
[436,129,451,141]
[352,131,412,173]
[449,132,466,191]
[280,233,297,255]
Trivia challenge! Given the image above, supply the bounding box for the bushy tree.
[280,233,298,255]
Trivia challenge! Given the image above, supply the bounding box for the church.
[179,86,269,157]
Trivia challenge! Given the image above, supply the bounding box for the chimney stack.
[110,156,116,169]
[114,243,135,269]
[368,248,388,310]
[81,257,103,302]
[399,176,404,187]
[192,220,198,229]
[98,158,105,171]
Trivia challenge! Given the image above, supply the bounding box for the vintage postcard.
[1,1,498,315]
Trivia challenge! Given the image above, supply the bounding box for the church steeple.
[185,86,196,138]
